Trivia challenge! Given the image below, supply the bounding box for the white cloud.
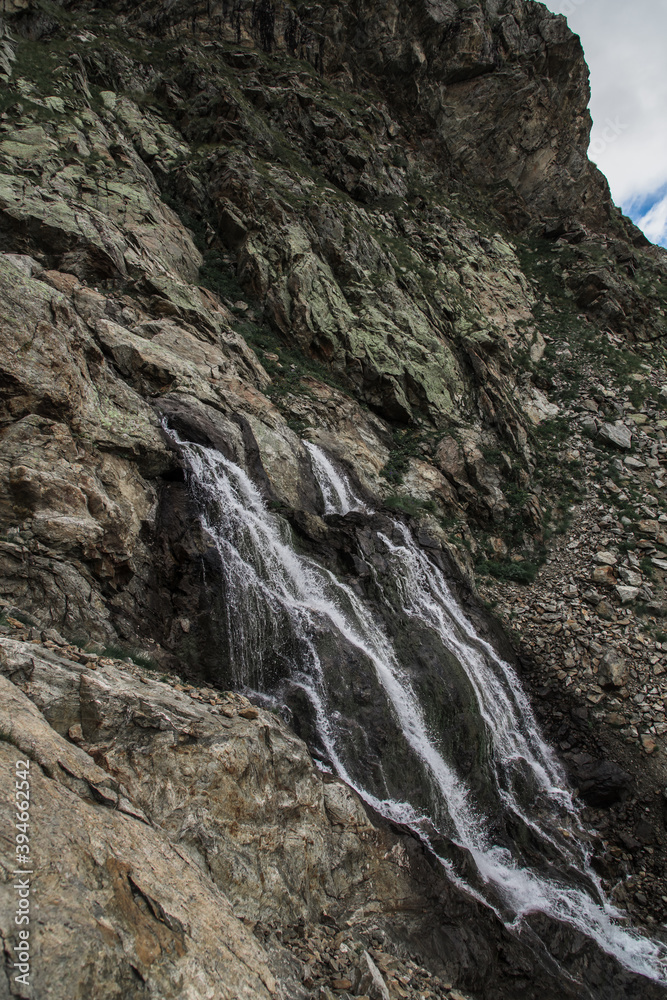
[638,193,667,245]
[542,0,667,246]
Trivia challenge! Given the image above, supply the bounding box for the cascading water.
[169,427,667,989]
[303,440,369,515]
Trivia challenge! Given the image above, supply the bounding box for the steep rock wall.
[0,2,667,995]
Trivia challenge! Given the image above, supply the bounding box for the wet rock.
[571,756,632,807]
[2,1,667,995]
[0,636,557,1000]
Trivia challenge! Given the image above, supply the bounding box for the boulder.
[591,565,616,586]
[581,415,598,438]
[596,599,616,620]
[580,399,599,413]
[615,585,639,605]
[594,551,617,566]
[618,568,642,587]
[489,537,509,559]
[435,436,468,484]
[598,649,629,688]
[530,332,546,363]
[352,952,390,1000]
[522,387,559,425]
[598,422,632,450]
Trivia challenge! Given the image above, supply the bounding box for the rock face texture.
[1,0,665,661]
[1,0,667,997]
[1,635,664,1000]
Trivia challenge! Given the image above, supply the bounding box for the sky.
[543,0,667,248]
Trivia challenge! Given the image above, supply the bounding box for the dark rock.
[634,820,655,845]
[158,397,238,461]
[570,756,632,807]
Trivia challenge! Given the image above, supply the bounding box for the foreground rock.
[0,654,277,1000]
[0,636,478,999]
[1,635,664,1000]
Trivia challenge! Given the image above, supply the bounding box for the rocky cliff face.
[1,0,667,997]
[1,633,663,1000]
[2,0,665,658]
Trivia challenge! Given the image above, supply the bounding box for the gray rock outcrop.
[0,0,667,997]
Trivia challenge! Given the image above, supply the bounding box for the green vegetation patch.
[476,559,540,585]
[382,493,437,518]
[380,427,440,486]
[102,643,156,669]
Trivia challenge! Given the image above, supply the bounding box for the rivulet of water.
[168,427,667,987]
[303,440,368,515]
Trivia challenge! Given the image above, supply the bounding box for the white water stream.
[303,440,369,515]
[170,428,667,986]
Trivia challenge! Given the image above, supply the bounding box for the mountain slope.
[1,1,667,997]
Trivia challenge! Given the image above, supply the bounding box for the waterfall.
[169,428,667,987]
[303,440,368,515]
